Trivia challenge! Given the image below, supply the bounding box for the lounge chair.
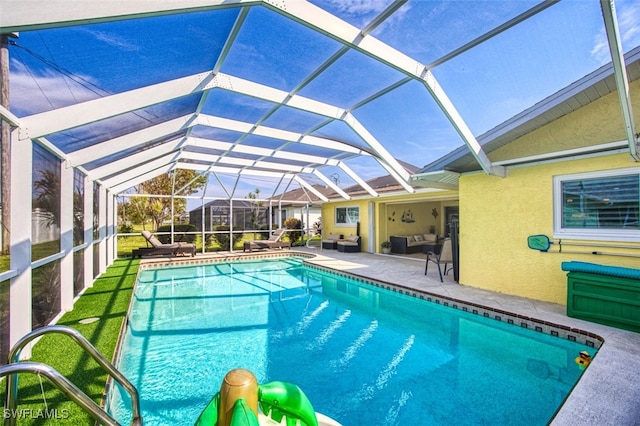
[321,233,343,249]
[132,230,196,258]
[337,235,360,253]
[425,238,452,282]
[243,229,291,252]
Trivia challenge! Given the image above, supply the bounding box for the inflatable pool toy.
[195,369,335,426]
[575,351,591,369]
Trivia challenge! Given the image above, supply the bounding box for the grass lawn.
[0,258,139,425]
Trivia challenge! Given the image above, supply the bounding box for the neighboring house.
[272,184,334,234]
[407,46,640,306]
[189,200,267,231]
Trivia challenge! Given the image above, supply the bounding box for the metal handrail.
[0,362,119,426]
[4,325,142,426]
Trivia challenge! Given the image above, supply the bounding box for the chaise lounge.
[243,229,291,252]
[132,230,196,258]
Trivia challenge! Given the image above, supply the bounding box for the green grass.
[0,258,139,425]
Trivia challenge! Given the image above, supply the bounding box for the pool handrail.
[0,362,119,426]
[4,325,142,426]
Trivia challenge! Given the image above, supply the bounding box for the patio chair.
[132,230,196,258]
[425,238,452,282]
[321,233,343,249]
[243,229,291,252]
[337,235,360,253]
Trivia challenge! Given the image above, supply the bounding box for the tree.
[283,217,302,246]
[128,170,207,230]
[33,168,60,228]
[246,188,264,231]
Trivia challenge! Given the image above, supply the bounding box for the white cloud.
[79,28,140,52]
[591,0,640,64]
[10,59,100,116]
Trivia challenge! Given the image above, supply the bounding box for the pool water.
[108,257,593,425]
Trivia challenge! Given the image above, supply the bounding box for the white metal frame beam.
[600,0,639,161]
[264,0,506,177]
[0,0,257,32]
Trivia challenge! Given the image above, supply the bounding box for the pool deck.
[143,247,640,425]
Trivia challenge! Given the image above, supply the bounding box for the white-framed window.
[335,206,359,225]
[553,168,640,242]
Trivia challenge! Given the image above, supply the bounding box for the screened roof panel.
[200,90,278,123]
[219,6,343,92]
[10,10,236,116]
[311,120,369,149]
[351,79,463,168]
[431,0,611,136]
[260,105,332,134]
[189,126,244,143]
[369,0,541,66]
[296,48,406,108]
[46,94,201,152]
[4,0,638,199]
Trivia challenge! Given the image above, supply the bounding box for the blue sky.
[8,0,640,203]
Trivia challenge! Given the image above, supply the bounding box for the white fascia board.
[217,72,345,119]
[66,114,194,167]
[20,73,212,139]
[313,170,350,200]
[337,162,378,197]
[101,152,180,188]
[1,0,258,32]
[109,164,174,194]
[294,176,329,202]
[268,0,504,178]
[89,139,185,180]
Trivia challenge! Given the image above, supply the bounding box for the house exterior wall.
[458,78,640,305]
[322,190,458,253]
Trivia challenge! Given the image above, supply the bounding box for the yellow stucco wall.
[491,79,640,160]
[321,199,371,249]
[459,78,640,305]
[460,153,640,305]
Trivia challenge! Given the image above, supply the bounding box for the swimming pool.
[107,256,596,425]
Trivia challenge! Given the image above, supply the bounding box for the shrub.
[118,223,135,234]
[156,224,197,244]
[283,217,303,245]
[210,225,244,251]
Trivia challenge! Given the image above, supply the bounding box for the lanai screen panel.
[5,0,640,199]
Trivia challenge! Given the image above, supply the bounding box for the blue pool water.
[108,257,593,425]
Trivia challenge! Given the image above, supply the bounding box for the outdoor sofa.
[390,233,439,254]
[321,233,343,249]
[337,235,361,253]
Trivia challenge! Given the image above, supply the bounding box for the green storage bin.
[563,262,640,333]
